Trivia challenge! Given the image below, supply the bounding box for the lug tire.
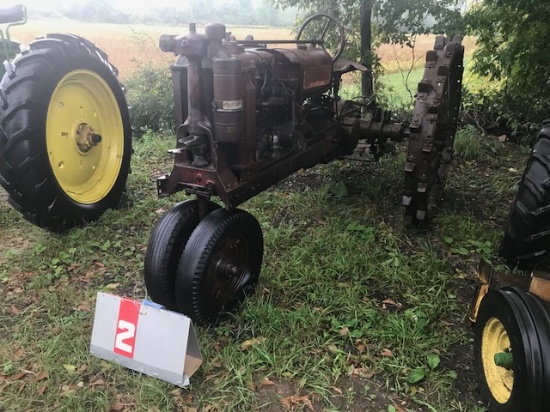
[499,121,550,265]
[0,33,131,232]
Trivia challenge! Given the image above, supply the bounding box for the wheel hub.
[207,237,248,304]
[214,258,239,278]
[482,317,514,404]
[75,123,102,153]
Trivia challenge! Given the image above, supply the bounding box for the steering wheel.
[296,13,345,62]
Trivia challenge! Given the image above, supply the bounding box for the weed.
[454,125,484,161]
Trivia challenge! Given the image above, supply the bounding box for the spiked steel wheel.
[403,35,464,225]
[499,121,550,265]
[144,200,220,311]
[0,34,131,232]
[175,208,263,325]
[474,287,550,412]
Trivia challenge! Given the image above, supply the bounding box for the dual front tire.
[144,200,263,325]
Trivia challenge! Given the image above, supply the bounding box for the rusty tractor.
[143,15,464,325]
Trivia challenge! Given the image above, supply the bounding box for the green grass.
[0,129,530,411]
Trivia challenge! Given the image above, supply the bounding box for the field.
[0,19,513,412]
[9,21,296,80]
[9,20,476,80]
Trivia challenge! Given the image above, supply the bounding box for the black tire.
[517,290,550,410]
[143,200,219,311]
[403,36,464,225]
[0,33,131,232]
[175,208,263,325]
[499,121,550,264]
[474,287,547,412]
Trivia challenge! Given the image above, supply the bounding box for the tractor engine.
[158,21,381,207]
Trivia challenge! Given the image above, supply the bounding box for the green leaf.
[3,361,13,373]
[388,406,397,412]
[427,353,440,370]
[443,236,454,244]
[451,247,469,256]
[345,222,376,242]
[329,181,348,198]
[63,364,76,374]
[447,370,458,380]
[407,368,426,384]
[34,243,47,254]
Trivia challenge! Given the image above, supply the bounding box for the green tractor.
[0,4,131,232]
[0,4,25,77]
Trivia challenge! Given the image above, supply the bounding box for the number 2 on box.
[114,298,140,358]
[115,320,136,354]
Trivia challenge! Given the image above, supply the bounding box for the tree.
[65,0,130,24]
[466,1,550,126]
[270,0,464,96]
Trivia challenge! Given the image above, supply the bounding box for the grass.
[0,127,531,411]
[0,19,520,412]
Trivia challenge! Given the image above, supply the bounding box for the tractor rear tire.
[0,34,131,232]
[499,121,550,265]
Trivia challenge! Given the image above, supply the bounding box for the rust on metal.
[156,16,463,222]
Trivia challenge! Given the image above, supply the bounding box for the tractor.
[0,4,25,78]
[142,15,464,325]
[0,4,132,232]
[470,120,550,412]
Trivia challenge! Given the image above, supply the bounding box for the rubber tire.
[175,208,263,325]
[143,200,219,311]
[474,287,545,412]
[0,33,131,232]
[499,121,550,265]
[517,291,550,410]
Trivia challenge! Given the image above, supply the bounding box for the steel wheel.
[47,69,124,204]
[403,35,464,225]
[474,287,547,412]
[144,200,219,311]
[176,208,263,325]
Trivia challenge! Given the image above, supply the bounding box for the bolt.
[226,264,239,277]
[90,133,102,145]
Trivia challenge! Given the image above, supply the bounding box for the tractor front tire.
[0,34,131,232]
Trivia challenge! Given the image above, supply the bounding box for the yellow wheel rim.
[46,69,124,204]
[482,317,514,404]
